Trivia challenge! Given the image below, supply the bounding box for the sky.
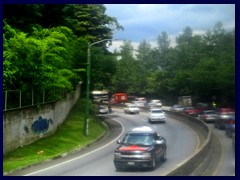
[104,4,235,52]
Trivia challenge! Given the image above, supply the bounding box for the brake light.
[229,120,235,124]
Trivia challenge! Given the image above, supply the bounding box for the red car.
[215,108,235,130]
[184,107,200,117]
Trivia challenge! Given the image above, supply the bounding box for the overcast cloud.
[105,4,235,51]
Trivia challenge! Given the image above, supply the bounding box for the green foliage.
[3,4,234,106]
[3,4,122,108]
[112,41,145,94]
[91,47,117,90]
[3,22,80,91]
[68,4,123,42]
[111,23,234,106]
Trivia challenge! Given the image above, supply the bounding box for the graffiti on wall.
[31,116,53,134]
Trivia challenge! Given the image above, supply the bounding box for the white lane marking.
[24,118,125,176]
[212,133,224,176]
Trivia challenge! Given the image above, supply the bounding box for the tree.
[136,39,156,72]
[112,40,146,94]
[154,31,171,70]
[3,4,123,96]
[3,4,44,32]
[91,47,117,90]
[71,4,123,42]
[3,22,80,91]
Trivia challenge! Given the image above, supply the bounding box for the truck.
[110,93,128,104]
[178,96,192,107]
[91,90,109,102]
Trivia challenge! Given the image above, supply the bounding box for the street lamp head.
[90,39,113,47]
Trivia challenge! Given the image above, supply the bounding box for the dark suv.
[113,126,167,171]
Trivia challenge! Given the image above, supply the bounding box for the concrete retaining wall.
[163,111,213,176]
[3,85,81,155]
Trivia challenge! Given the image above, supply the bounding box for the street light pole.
[84,39,112,136]
[84,42,91,136]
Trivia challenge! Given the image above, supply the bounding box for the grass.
[3,99,106,174]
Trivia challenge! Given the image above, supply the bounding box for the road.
[163,106,235,176]
[206,123,235,176]
[9,108,199,176]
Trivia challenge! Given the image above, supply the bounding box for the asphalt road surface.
[206,123,235,176]
[9,107,199,176]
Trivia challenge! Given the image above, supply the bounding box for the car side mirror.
[117,140,122,144]
[154,140,163,145]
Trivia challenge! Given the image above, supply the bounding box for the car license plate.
[128,162,135,165]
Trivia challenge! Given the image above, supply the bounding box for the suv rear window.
[151,109,163,113]
[122,133,154,146]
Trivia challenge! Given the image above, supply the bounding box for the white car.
[124,104,140,114]
[98,105,109,114]
[148,108,166,123]
[148,99,162,107]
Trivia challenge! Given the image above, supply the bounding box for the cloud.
[105,4,235,51]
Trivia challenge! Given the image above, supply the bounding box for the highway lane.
[9,107,199,176]
[163,106,235,176]
[206,123,235,176]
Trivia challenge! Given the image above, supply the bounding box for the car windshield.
[186,107,195,110]
[122,133,153,146]
[152,110,163,113]
[206,111,216,115]
[175,105,184,108]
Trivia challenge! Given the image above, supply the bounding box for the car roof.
[129,104,137,106]
[217,108,235,112]
[150,108,162,111]
[130,126,154,133]
[203,110,216,112]
[174,104,184,107]
[99,105,107,108]
[151,99,161,102]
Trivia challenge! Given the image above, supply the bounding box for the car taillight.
[229,120,235,124]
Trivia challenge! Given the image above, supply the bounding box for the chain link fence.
[3,88,68,111]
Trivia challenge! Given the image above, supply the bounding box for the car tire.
[226,130,231,138]
[150,157,156,170]
[161,150,167,162]
[214,121,219,129]
[115,166,123,171]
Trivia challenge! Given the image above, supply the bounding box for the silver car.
[148,108,166,123]
[198,110,217,122]
[170,104,185,112]
[98,105,109,114]
[124,104,140,114]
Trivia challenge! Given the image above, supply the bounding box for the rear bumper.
[149,117,165,122]
[203,117,217,122]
